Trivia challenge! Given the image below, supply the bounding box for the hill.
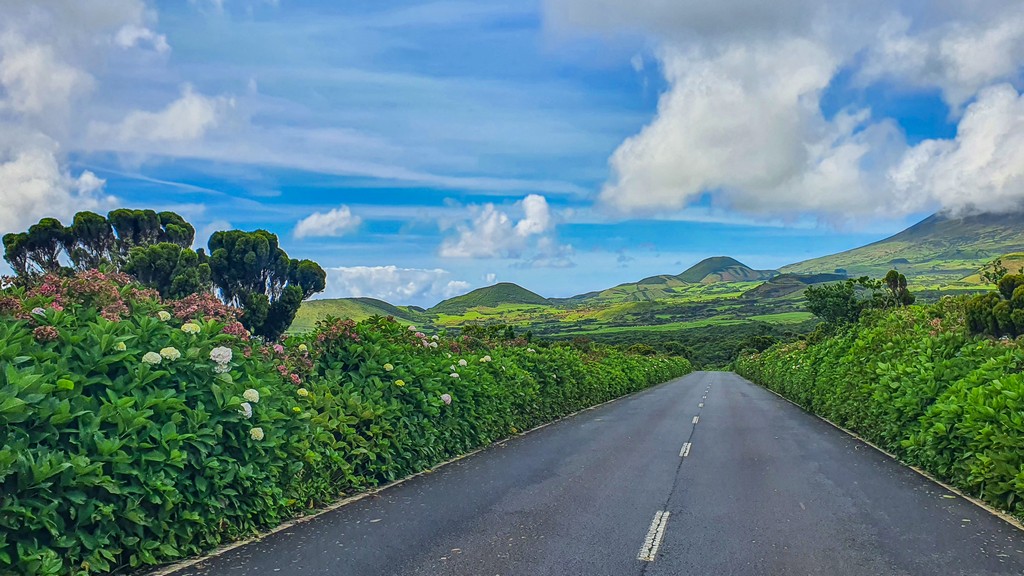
[430,282,551,315]
[677,256,777,284]
[783,212,1024,279]
[289,297,424,333]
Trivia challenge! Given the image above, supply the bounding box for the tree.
[65,211,117,270]
[805,276,883,326]
[108,209,163,257]
[124,242,212,299]
[2,232,30,277]
[21,219,69,275]
[208,230,325,340]
[883,270,915,307]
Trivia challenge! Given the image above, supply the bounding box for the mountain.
[429,282,551,315]
[783,212,1024,277]
[677,256,778,284]
[289,297,425,332]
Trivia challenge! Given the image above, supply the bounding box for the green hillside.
[429,282,551,315]
[290,297,424,333]
[677,256,777,284]
[783,212,1024,280]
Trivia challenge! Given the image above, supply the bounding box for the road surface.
[168,372,1024,576]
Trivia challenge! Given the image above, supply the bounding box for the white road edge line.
[692,416,699,424]
[638,510,671,562]
[699,402,704,408]
[680,442,691,458]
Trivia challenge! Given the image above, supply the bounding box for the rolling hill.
[429,282,551,315]
[289,297,425,333]
[677,256,778,284]
[783,212,1024,279]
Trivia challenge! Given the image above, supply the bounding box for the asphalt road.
[168,372,1024,576]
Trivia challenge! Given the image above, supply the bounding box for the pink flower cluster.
[221,321,251,340]
[168,292,237,323]
[33,325,59,342]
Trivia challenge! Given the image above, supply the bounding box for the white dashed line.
[680,442,692,458]
[698,403,704,408]
[692,416,699,424]
[638,511,670,562]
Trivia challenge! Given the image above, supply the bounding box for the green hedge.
[735,298,1024,518]
[0,272,692,575]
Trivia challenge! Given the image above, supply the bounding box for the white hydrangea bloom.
[239,402,253,418]
[250,426,264,441]
[210,346,233,365]
[142,351,162,365]
[243,388,260,403]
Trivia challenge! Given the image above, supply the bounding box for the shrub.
[0,278,691,575]
[736,297,1024,519]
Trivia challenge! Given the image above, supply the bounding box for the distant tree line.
[3,209,325,340]
[804,270,915,328]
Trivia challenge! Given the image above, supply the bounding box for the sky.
[2,0,1023,305]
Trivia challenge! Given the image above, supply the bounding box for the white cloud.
[440,194,571,265]
[89,85,234,144]
[0,37,94,118]
[321,265,471,305]
[890,84,1024,215]
[0,146,115,232]
[114,24,170,54]
[861,13,1024,110]
[547,0,1024,221]
[294,205,362,239]
[0,0,191,235]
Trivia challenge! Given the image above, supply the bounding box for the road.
[168,372,1024,576]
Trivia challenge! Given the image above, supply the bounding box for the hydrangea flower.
[243,388,260,403]
[181,323,201,334]
[429,341,438,348]
[160,347,181,361]
[297,388,309,397]
[33,326,59,342]
[250,427,264,441]
[213,363,231,374]
[395,379,406,387]
[408,325,417,331]
[273,343,285,354]
[440,393,452,405]
[239,402,253,418]
[527,348,536,353]
[157,311,171,321]
[458,359,468,367]
[114,341,127,352]
[415,332,425,339]
[449,373,460,378]
[298,344,308,352]
[383,363,394,372]
[480,355,492,363]
[142,352,162,365]
[431,335,439,341]
[31,307,46,316]
[210,346,232,364]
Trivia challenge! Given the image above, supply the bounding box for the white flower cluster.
[479,355,492,363]
[210,346,232,374]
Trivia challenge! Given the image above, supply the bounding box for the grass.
[747,311,816,323]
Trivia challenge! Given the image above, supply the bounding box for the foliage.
[736,296,1024,518]
[3,210,198,279]
[804,272,914,327]
[966,274,1024,338]
[208,230,326,341]
[124,243,212,299]
[0,279,691,575]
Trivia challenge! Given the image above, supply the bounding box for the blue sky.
[3,0,1024,305]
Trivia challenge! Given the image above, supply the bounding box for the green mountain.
[430,282,551,315]
[783,212,1024,278]
[289,297,425,333]
[677,256,777,284]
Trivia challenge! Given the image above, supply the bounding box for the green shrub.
[737,296,1024,519]
[0,272,691,575]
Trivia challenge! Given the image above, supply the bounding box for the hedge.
[0,271,692,575]
[736,297,1024,519]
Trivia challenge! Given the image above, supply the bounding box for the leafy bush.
[736,296,1024,519]
[0,273,691,575]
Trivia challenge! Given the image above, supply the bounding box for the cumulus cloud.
[89,85,233,145]
[0,0,225,235]
[294,205,362,239]
[0,147,115,232]
[545,0,1024,221]
[890,84,1024,215]
[440,194,572,266]
[321,266,471,305]
[114,24,170,54]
